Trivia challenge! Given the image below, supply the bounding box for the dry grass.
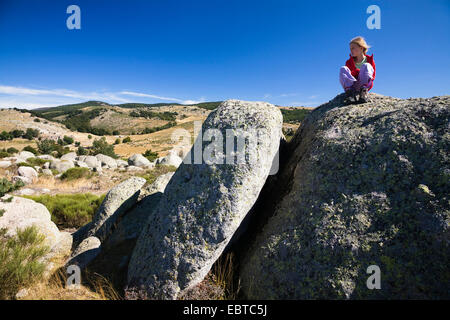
[17,267,120,300]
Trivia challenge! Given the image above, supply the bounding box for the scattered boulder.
[50,160,75,173]
[157,152,183,167]
[18,151,35,159]
[60,152,78,161]
[0,160,12,168]
[12,175,32,185]
[96,154,118,169]
[0,196,72,264]
[37,155,55,161]
[75,161,89,168]
[78,155,99,168]
[128,154,152,168]
[126,99,283,299]
[66,236,101,270]
[116,159,129,167]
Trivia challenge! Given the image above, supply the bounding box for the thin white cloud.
[0,85,205,109]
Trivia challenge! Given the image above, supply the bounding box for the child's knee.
[360,63,373,72]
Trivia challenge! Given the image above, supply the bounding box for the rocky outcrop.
[239,93,449,299]
[125,99,283,299]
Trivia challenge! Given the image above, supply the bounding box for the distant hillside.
[14,100,311,136]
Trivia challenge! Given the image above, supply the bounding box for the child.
[339,36,376,103]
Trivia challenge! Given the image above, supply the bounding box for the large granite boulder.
[72,177,147,247]
[239,94,450,299]
[65,236,101,270]
[126,99,283,299]
[0,196,72,264]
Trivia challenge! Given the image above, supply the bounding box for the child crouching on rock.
[339,36,376,104]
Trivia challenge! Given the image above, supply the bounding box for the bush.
[112,130,120,136]
[22,146,38,155]
[0,178,25,197]
[0,151,9,158]
[0,131,13,141]
[122,137,131,143]
[88,135,92,139]
[142,149,159,162]
[24,193,106,228]
[75,141,81,147]
[63,135,74,145]
[60,167,93,181]
[10,130,24,138]
[26,158,49,167]
[77,146,88,156]
[114,138,121,145]
[6,147,19,154]
[16,162,33,168]
[91,137,118,158]
[37,139,57,155]
[0,226,50,299]
[23,128,39,140]
[33,118,41,122]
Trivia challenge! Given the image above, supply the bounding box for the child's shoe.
[359,87,369,103]
[344,87,357,104]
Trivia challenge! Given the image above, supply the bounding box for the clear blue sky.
[0,0,448,109]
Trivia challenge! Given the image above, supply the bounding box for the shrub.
[114,138,121,145]
[24,193,106,228]
[112,130,120,136]
[0,151,9,158]
[6,147,19,154]
[75,141,81,147]
[77,146,88,156]
[88,135,92,139]
[22,146,38,155]
[0,131,13,141]
[23,128,39,140]
[33,118,41,122]
[0,178,25,197]
[142,149,159,162]
[10,130,24,138]
[122,137,131,143]
[16,162,33,168]
[0,226,50,299]
[60,167,93,181]
[37,139,57,155]
[91,137,118,159]
[63,135,74,145]
[26,158,49,167]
